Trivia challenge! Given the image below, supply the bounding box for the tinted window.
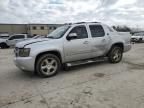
[89,25,105,37]
[69,26,88,39]
[9,35,25,40]
[0,36,9,39]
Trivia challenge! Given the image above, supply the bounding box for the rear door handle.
[83,41,89,44]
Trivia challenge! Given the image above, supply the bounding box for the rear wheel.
[36,54,61,78]
[139,38,142,42]
[108,46,123,63]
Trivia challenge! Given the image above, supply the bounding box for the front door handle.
[83,41,89,44]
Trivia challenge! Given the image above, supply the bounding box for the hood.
[16,38,50,48]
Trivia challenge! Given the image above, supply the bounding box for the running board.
[66,57,107,67]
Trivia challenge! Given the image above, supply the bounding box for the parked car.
[14,22,131,77]
[131,33,144,42]
[0,34,31,49]
[0,33,9,39]
[0,35,9,39]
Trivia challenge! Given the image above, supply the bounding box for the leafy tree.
[112,25,131,32]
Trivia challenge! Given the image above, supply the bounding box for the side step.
[66,57,107,67]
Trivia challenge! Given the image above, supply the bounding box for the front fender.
[29,46,65,63]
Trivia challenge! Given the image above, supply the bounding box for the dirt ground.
[0,43,144,108]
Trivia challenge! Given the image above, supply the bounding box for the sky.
[0,0,144,27]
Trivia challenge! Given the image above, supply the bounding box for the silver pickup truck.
[14,22,131,77]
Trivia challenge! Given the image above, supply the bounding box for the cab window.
[89,25,105,37]
[69,25,88,39]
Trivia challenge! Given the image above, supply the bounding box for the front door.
[64,25,92,62]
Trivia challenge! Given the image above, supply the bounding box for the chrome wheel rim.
[112,49,121,62]
[40,57,58,75]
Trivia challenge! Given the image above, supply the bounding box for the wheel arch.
[107,42,124,55]
[0,42,8,45]
[35,50,62,71]
[0,42,9,48]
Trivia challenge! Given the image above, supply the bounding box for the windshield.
[47,25,70,39]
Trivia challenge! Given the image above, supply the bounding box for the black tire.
[36,54,61,78]
[108,46,123,63]
[139,38,142,42]
[0,43,9,49]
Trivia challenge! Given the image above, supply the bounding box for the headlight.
[19,48,30,57]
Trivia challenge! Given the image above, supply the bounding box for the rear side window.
[14,35,25,39]
[9,35,25,40]
[69,26,88,39]
[89,25,105,37]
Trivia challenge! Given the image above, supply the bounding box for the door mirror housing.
[67,33,78,40]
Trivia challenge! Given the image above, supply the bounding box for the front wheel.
[36,54,61,78]
[108,47,123,63]
[0,43,9,49]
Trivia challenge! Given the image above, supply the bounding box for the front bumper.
[14,57,35,72]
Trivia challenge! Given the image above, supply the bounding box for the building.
[0,24,62,36]
[0,24,27,35]
[27,24,62,36]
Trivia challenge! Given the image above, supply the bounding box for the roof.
[65,22,101,25]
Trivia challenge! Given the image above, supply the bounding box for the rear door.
[64,25,92,62]
[88,24,110,57]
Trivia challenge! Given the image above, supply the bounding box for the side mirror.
[67,33,78,40]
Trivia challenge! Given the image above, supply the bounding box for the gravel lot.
[0,43,144,108]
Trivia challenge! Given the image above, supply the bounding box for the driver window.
[69,26,88,39]
[9,36,15,40]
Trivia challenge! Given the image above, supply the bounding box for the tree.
[112,25,131,32]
